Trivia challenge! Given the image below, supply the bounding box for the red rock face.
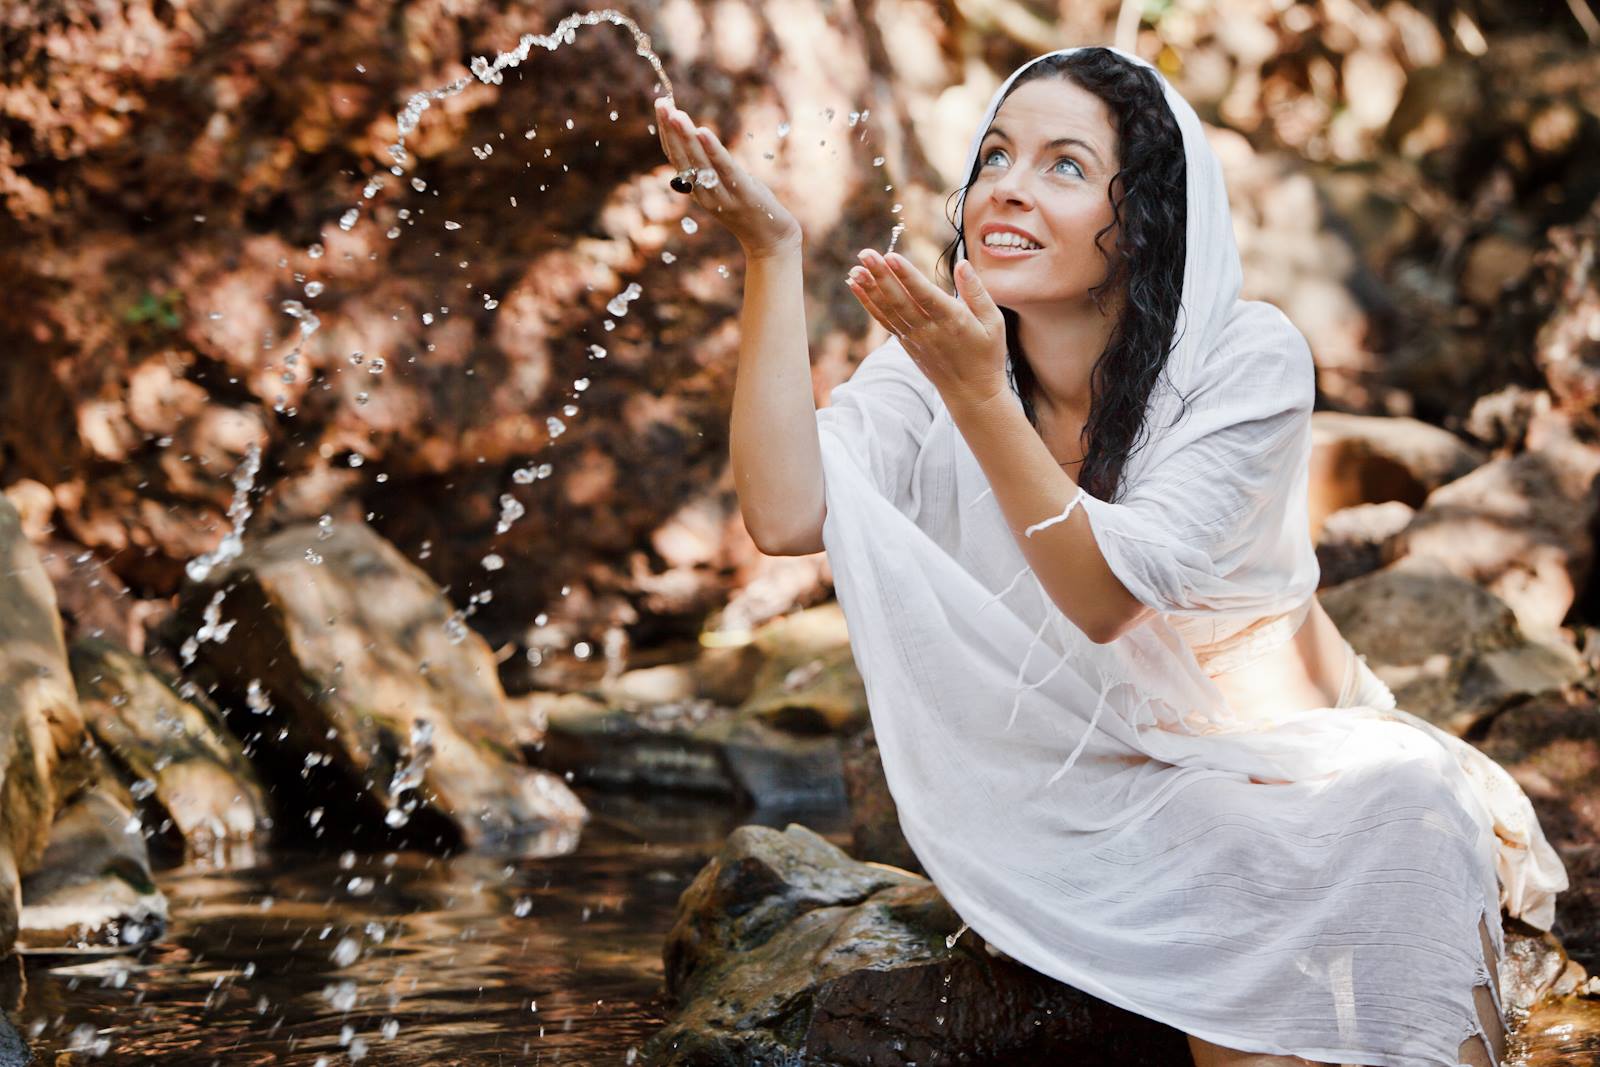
[4,0,1599,660]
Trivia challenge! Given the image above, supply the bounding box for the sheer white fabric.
[813,46,1566,1066]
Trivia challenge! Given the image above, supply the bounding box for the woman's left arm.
[847,248,1151,644]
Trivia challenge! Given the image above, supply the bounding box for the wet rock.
[1387,414,1600,637]
[1321,559,1585,733]
[534,698,845,810]
[1500,921,1589,1013]
[16,787,166,952]
[1316,500,1416,588]
[68,638,269,866]
[1513,993,1600,1063]
[176,520,585,853]
[840,728,919,873]
[0,497,93,956]
[1308,411,1484,531]
[645,824,1189,1065]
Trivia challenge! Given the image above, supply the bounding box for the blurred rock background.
[3,0,1600,1060]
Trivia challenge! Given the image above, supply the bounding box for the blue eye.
[981,147,1006,167]
[1054,157,1083,177]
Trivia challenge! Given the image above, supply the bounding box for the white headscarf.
[812,45,1564,1064]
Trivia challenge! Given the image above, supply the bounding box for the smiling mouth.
[979,240,1044,256]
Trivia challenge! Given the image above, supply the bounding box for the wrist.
[943,381,1014,424]
[742,227,803,262]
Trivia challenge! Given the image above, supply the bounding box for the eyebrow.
[983,126,1103,167]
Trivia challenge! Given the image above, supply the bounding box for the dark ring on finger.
[670,168,695,194]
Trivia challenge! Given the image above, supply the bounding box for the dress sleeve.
[814,338,938,520]
[1074,309,1322,618]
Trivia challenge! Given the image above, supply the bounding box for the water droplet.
[481,553,504,572]
[483,297,499,310]
[564,118,575,129]
[369,357,385,374]
[304,281,325,298]
[411,177,427,192]
[513,897,533,917]
[386,227,401,239]
[873,156,885,166]
[547,416,566,439]
[308,243,325,259]
[332,937,361,967]
[562,404,578,417]
[716,264,729,279]
[496,494,525,534]
[605,282,643,317]
[339,208,360,231]
[680,217,698,235]
[587,344,607,359]
[573,378,590,391]
[421,312,434,325]
[777,121,791,138]
[444,220,461,230]
[609,110,619,121]
[661,251,676,264]
[305,548,323,565]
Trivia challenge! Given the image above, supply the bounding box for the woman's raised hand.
[653,97,802,260]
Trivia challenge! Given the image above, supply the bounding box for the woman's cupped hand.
[653,97,802,260]
[847,251,1009,409]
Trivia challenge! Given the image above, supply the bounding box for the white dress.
[814,336,1568,1067]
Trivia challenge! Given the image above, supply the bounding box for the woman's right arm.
[654,99,826,556]
[730,242,826,555]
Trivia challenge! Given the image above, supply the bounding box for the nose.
[988,164,1035,209]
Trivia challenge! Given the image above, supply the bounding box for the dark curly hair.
[936,48,1188,503]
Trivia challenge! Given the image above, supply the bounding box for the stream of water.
[16,794,851,1065]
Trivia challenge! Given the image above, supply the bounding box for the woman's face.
[960,76,1121,312]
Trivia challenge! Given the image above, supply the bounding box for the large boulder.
[0,497,92,956]
[176,520,585,853]
[644,824,1191,1065]
[68,638,269,866]
[1320,559,1586,733]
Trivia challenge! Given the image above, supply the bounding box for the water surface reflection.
[20,793,847,1065]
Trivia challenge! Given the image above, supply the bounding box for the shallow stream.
[16,794,847,1065]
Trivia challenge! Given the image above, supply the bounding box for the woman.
[652,45,1567,1067]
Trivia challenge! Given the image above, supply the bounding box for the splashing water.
[184,443,263,583]
[384,719,437,829]
[180,589,237,668]
[605,282,643,317]
[496,494,526,534]
[886,221,906,254]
